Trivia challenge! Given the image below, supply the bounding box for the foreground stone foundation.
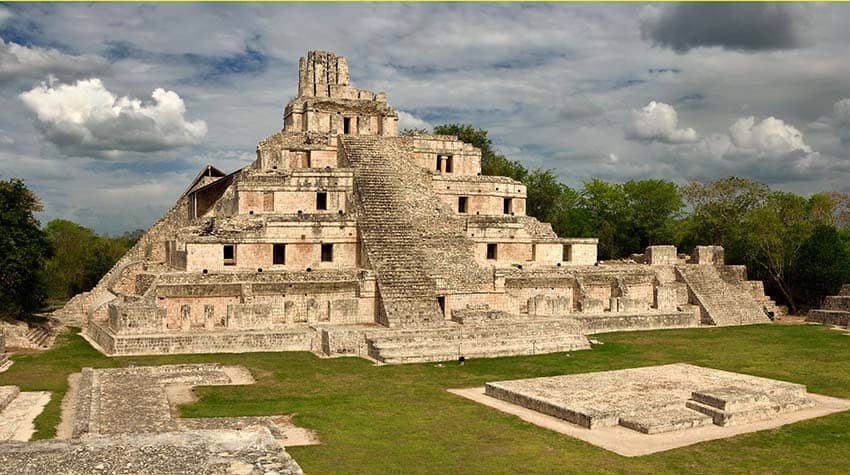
[451,363,850,456]
[0,364,314,474]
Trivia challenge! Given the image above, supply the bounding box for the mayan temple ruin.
[59,51,784,363]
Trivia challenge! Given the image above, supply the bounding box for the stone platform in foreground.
[0,364,315,474]
[451,363,850,456]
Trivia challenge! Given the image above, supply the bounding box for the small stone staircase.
[685,384,813,426]
[676,265,769,326]
[24,326,53,349]
[808,284,850,327]
[366,319,590,364]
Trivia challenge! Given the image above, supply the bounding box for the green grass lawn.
[1,324,848,474]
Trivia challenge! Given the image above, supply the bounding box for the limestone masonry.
[451,363,850,456]
[807,284,850,329]
[60,51,783,363]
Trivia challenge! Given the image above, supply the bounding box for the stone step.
[369,321,583,346]
[676,266,768,326]
[685,396,814,427]
[618,407,714,434]
[369,334,590,364]
[807,309,850,326]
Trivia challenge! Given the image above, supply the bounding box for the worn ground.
[0,324,848,474]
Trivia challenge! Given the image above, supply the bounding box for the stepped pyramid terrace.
[59,50,784,363]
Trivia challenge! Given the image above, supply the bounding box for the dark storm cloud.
[640,4,808,53]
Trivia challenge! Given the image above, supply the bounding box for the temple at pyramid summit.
[59,51,784,363]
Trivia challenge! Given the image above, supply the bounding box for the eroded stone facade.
[61,51,779,363]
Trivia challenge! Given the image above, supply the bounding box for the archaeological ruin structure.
[58,50,784,363]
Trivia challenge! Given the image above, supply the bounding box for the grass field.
[1,324,848,474]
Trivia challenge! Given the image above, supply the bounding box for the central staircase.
[342,136,445,326]
[676,265,768,325]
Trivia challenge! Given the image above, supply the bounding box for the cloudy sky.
[2,3,850,234]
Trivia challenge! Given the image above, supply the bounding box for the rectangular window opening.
[503,198,512,215]
[445,155,453,173]
[486,243,498,260]
[273,244,286,265]
[317,191,328,210]
[437,296,446,317]
[223,244,236,266]
[458,196,468,213]
[321,243,334,262]
[435,155,442,171]
[563,244,572,262]
[343,117,351,134]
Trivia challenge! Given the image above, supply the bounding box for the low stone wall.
[72,368,94,439]
[319,326,369,356]
[570,311,698,334]
[87,321,317,356]
[807,309,850,326]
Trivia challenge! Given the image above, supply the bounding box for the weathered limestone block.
[226,303,273,330]
[527,294,572,317]
[692,246,724,265]
[108,302,166,334]
[180,304,191,331]
[645,245,678,265]
[203,305,215,330]
[655,283,679,311]
[580,298,604,314]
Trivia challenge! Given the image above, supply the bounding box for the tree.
[623,179,684,250]
[432,123,527,179]
[734,191,813,313]
[0,178,51,320]
[681,177,769,245]
[790,225,850,309]
[42,219,135,301]
[581,179,631,259]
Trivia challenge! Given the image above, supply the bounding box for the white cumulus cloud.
[0,36,109,83]
[397,110,432,132]
[19,78,207,157]
[728,116,812,157]
[625,101,699,144]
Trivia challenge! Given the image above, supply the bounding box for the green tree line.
[1,177,140,320]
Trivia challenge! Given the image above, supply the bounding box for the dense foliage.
[0,178,139,319]
[42,220,140,303]
[0,178,51,320]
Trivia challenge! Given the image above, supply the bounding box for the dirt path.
[55,372,80,440]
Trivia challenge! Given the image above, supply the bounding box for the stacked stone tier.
[676,265,768,325]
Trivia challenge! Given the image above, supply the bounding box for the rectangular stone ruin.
[451,363,850,456]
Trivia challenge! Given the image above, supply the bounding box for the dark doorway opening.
[223,244,236,266]
[273,244,286,265]
[321,243,333,262]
